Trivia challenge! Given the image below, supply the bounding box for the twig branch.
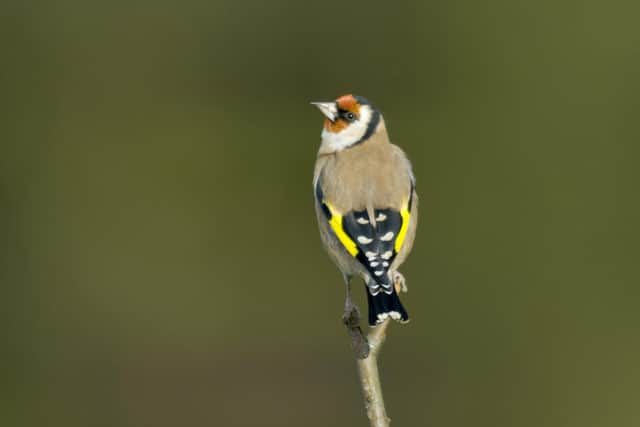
[343,307,391,427]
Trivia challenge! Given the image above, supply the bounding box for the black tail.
[366,287,409,326]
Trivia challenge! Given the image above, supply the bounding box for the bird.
[312,94,418,326]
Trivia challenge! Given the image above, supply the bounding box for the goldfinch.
[312,94,418,326]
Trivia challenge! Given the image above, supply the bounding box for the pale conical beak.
[311,102,337,122]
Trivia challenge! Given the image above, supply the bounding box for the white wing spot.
[370,262,379,267]
[356,217,369,225]
[380,232,394,241]
[382,261,389,267]
[357,236,373,244]
[376,213,387,221]
[374,270,384,276]
[381,251,393,260]
[365,251,377,258]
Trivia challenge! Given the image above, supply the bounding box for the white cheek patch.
[319,106,373,152]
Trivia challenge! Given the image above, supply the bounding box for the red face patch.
[335,94,361,114]
[324,117,349,132]
[322,94,363,133]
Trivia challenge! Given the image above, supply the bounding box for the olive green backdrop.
[2,1,639,426]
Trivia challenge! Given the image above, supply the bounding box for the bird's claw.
[342,303,361,328]
[393,271,408,293]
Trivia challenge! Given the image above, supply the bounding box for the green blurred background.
[1,0,639,426]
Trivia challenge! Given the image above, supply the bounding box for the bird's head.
[312,94,383,153]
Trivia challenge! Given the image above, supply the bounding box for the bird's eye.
[346,112,355,122]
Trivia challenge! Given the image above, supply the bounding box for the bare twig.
[343,306,391,427]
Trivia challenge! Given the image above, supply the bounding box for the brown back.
[317,129,413,214]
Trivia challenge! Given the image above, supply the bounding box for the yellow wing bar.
[324,202,359,257]
[323,198,410,257]
[395,203,410,253]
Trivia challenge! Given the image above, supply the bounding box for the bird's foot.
[342,302,361,328]
[342,301,369,359]
[393,271,408,293]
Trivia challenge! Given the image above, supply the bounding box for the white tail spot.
[380,232,394,241]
